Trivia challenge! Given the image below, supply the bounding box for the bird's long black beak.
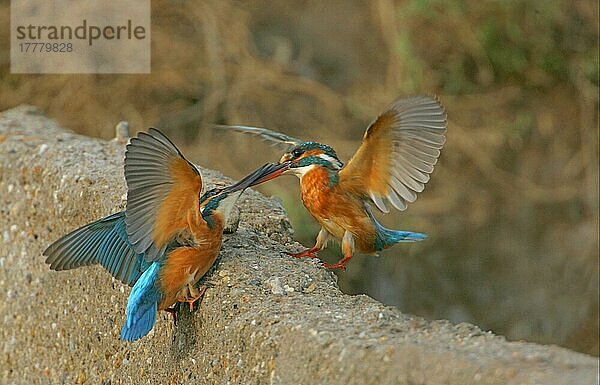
[199,162,291,205]
[220,161,291,195]
[249,161,291,186]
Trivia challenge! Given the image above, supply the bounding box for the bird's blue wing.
[44,211,148,286]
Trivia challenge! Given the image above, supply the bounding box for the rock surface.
[0,105,597,385]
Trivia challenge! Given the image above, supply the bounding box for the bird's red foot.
[285,248,319,259]
[322,257,351,271]
[181,285,208,312]
[321,262,347,271]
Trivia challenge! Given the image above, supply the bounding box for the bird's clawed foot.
[181,284,208,312]
[285,247,320,259]
[286,247,352,271]
[322,256,351,271]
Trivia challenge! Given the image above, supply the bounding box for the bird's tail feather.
[374,224,426,250]
[120,301,158,342]
[384,229,427,243]
[120,262,162,342]
[366,203,427,250]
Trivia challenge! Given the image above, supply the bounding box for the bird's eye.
[291,148,303,158]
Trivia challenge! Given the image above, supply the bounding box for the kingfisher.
[43,128,280,341]
[217,96,447,271]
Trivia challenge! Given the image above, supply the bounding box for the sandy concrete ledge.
[0,105,597,385]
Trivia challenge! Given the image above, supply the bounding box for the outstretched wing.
[213,124,303,151]
[125,128,203,261]
[44,212,146,286]
[339,96,446,212]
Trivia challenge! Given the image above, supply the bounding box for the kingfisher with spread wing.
[44,128,280,341]
[219,96,447,271]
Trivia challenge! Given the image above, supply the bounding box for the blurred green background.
[1,1,597,355]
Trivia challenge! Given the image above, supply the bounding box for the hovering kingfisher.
[43,128,279,341]
[218,96,447,270]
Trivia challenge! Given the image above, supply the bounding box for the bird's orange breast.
[300,167,331,212]
[300,167,378,253]
[157,214,224,310]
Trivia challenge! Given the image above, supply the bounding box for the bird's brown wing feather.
[124,128,204,261]
[339,96,447,212]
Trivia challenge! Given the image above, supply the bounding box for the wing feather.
[124,128,203,262]
[387,187,408,211]
[43,212,145,286]
[369,191,389,213]
[214,124,303,151]
[390,175,417,202]
[340,96,447,212]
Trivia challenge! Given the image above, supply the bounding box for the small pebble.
[266,277,286,295]
[302,283,317,294]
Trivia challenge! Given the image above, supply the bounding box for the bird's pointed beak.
[200,162,291,208]
[219,161,291,195]
[252,161,292,185]
[199,162,292,220]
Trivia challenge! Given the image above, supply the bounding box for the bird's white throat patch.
[290,164,316,179]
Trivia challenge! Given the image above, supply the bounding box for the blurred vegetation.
[1,1,597,355]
